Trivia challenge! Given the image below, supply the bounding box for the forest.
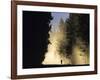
[23,11,89,68]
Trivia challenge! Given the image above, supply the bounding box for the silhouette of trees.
[58,18,67,55]
[23,11,89,68]
[23,11,52,68]
[65,13,89,55]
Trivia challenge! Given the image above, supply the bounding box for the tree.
[65,13,89,55]
[58,18,67,54]
[23,11,52,68]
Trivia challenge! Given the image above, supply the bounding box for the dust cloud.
[42,19,71,64]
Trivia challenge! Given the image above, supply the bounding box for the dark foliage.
[65,13,89,55]
[23,11,52,68]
